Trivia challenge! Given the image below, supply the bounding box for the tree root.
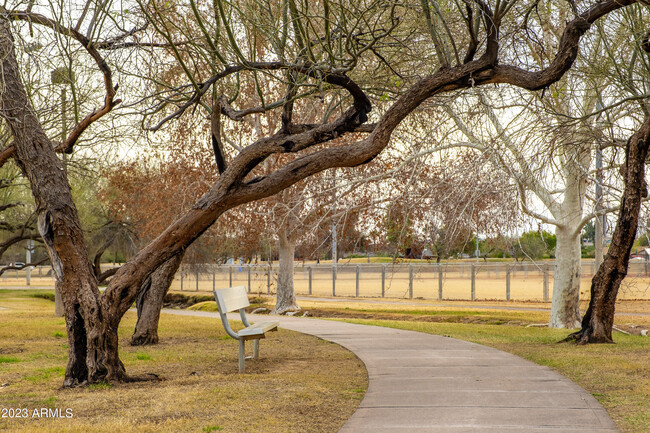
[271,305,301,315]
[122,373,162,383]
[130,333,159,346]
[560,329,614,345]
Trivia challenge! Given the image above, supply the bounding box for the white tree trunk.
[547,134,590,329]
[273,228,300,314]
[550,226,582,328]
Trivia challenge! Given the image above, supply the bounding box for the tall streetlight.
[331,170,338,280]
[594,102,607,268]
[25,239,33,286]
[51,67,73,316]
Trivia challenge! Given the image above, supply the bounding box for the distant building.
[642,248,650,261]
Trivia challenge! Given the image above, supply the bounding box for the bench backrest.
[213,286,251,340]
[214,286,250,313]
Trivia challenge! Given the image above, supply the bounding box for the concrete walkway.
[172,310,619,432]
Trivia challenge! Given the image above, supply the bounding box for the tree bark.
[550,227,582,328]
[0,19,126,386]
[131,253,184,346]
[273,227,300,314]
[567,117,650,343]
[548,155,588,329]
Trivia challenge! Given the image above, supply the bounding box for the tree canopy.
[0,0,649,385]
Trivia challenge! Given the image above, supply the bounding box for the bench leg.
[253,339,259,359]
[238,339,245,373]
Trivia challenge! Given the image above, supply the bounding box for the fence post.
[212,267,216,292]
[196,268,199,291]
[267,264,271,294]
[356,265,360,297]
[308,266,312,295]
[438,264,443,300]
[381,264,386,297]
[506,265,511,301]
[543,264,549,302]
[332,264,336,297]
[247,266,251,293]
[408,265,414,299]
[180,266,184,291]
[229,266,233,287]
[471,264,476,300]
[592,261,596,276]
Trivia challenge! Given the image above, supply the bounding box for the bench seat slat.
[238,321,279,337]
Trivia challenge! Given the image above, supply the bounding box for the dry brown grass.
[0,290,367,433]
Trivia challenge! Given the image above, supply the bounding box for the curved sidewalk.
[163,310,618,433]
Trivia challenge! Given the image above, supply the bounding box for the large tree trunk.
[131,253,184,346]
[550,227,582,328]
[567,117,650,343]
[548,134,590,329]
[0,20,125,386]
[273,227,300,314]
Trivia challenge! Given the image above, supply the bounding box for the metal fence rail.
[170,261,650,301]
[3,262,649,300]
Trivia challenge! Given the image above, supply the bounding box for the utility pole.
[25,239,33,286]
[51,67,72,317]
[595,145,604,268]
[595,102,606,268]
[332,170,337,279]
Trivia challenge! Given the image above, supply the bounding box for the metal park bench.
[213,286,279,372]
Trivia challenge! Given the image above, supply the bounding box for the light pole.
[51,67,73,316]
[594,102,607,268]
[25,239,33,286]
[331,170,337,279]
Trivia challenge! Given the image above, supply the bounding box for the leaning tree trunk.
[0,20,127,386]
[273,227,300,314]
[0,18,130,386]
[550,227,582,328]
[567,117,650,343]
[131,253,184,346]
